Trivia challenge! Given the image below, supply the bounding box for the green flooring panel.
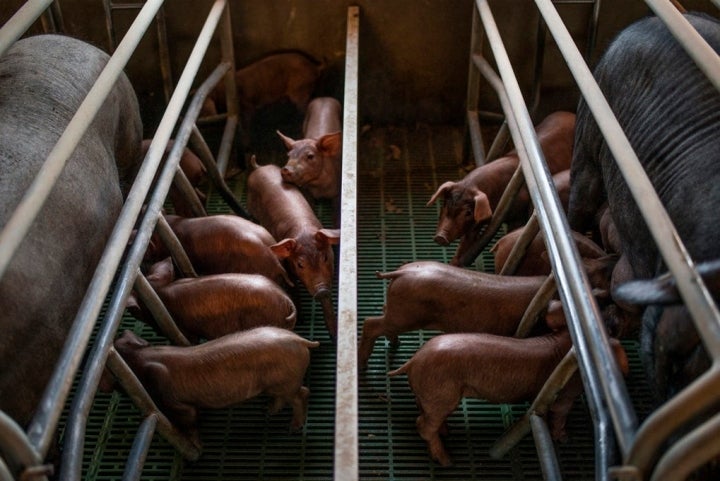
[66,125,655,480]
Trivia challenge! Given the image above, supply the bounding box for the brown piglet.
[130,258,297,343]
[146,214,292,288]
[142,139,207,218]
[279,97,343,202]
[112,327,319,441]
[491,226,607,276]
[427,111,575,263]
[205,51,324,130]
[389,329,629,467]
[359,258,617,369]
[246,158,340,339]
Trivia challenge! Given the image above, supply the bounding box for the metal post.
[334,6,360,481]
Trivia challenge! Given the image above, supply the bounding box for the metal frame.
[464,0,720,479]
[0,0,240,478]
[0,2,362,479]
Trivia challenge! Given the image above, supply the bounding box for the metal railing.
[463,0,720,479]
[0,0,242,479]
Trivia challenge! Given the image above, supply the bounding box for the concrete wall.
[1,0,717,134]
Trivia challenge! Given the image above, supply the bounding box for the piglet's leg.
[358,316,387,369]
[289,386,310,432]
[415,393,460,467]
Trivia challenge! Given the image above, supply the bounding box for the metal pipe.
[499,211,539,276]
[29,0,227,461]
[121,414,158,481]
[626,365,720,476]
[334,6,360,481]
[215,115,238,176]
[104,350,200,460]
[645,0,720,92]
[133,270,191,347]
[484,120,510,163]
[490,348,578,459]
[465,4,486,166]
[0,0,163,282]
[102,0,116,52]
[154,6,174,102]
[0,412,47,481]
[171,167,208,217]
[478,1,631,476]
[650,404,720,481]
[218,2,238,120]
[0,0,54,57]
[23,0,166,458]
[530,414,563,481]
[0,457,13,481]
[514,274,557,338]
[188,121,249,218]
[155,216,198,278]
[585,0,602,61]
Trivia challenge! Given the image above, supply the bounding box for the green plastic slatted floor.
[67,125,655,480]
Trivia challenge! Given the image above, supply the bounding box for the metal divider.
[464,0,720,480]
[334,6,360,481]
[0,1,241,479]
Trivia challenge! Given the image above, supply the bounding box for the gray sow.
[0,34,143,429]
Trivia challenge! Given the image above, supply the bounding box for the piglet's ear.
[473,191,492,223]
[316,228,341,247]
[427,181,455,207]
[270,238,298,260]
[277,130,296,151]
[318,132,342,158]
[146,257,175,288]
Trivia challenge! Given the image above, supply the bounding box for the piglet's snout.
[433,232,450,246]
[313,287,332,300]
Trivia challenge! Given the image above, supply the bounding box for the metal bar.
[625,365,720,475]
[514,274,557,338]
[485,120,510,163]
[650,392,720,481]
[465,4,486,165]
[188,122,249,217]
[645,0,720,92]
[215,116,238,176]
[133,271,191,347]
[23,0,166,458]
[29,0,226,461]
[477,2,632,478]
[0,456,13,481]
[0,412,47,481]
[121,414,158,481]
[154,6,174,102]
[104,349,200,460]
[490,348,578,458]
[102,0,117,52]
[155,216,199,278]
[334,6,360,481]
[0,0,54,58]
[0,0,163,282]
[48,0,64,32]
[171,167,208,217]
[585,0,602,60]
[218,2,238,120]
[499,211,539,276]
[530,414,563,481]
